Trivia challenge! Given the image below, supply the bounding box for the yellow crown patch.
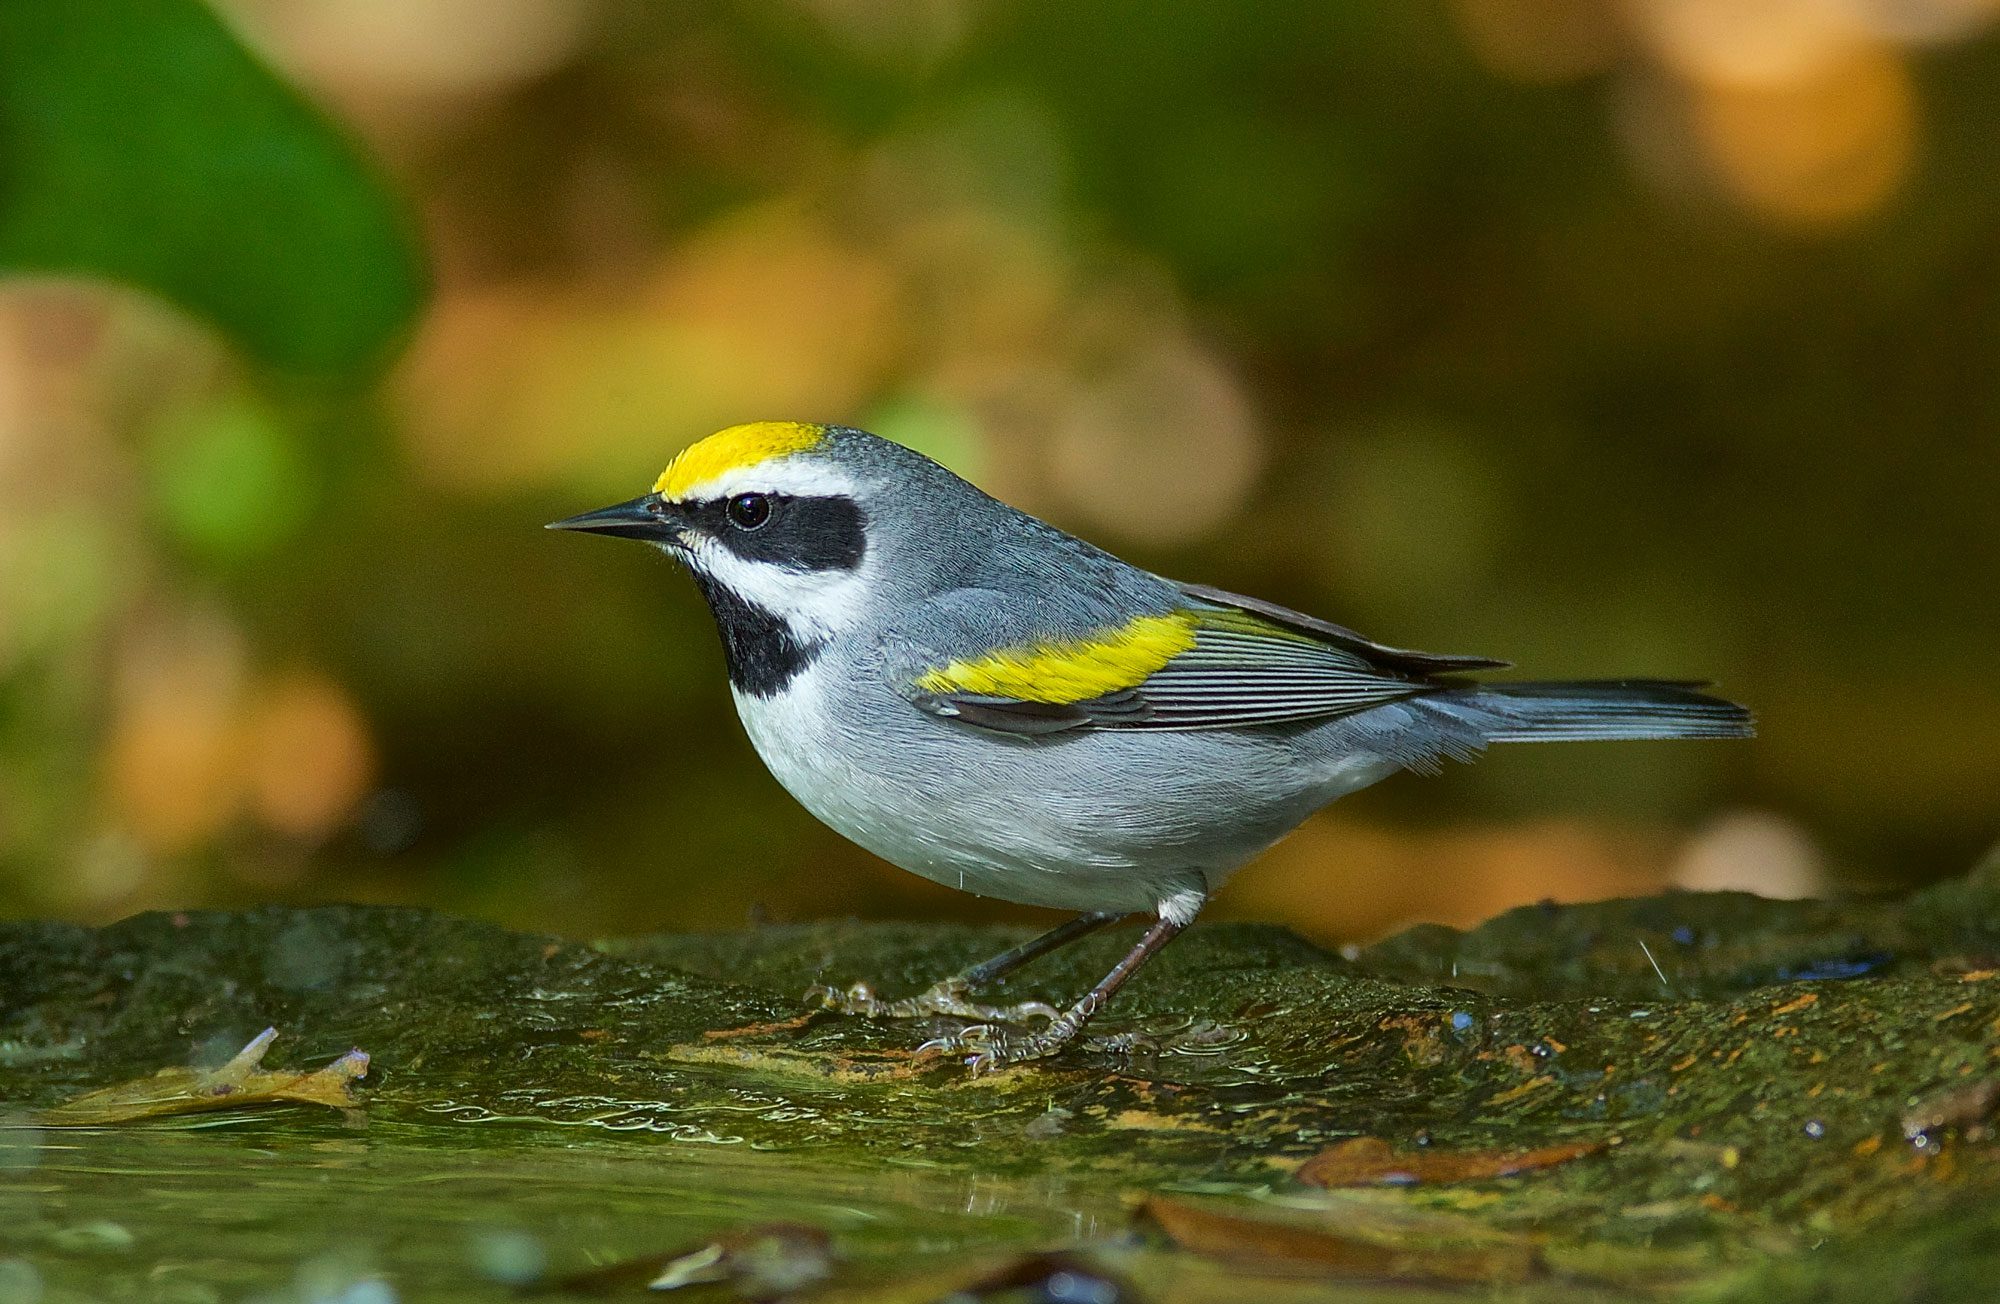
[653,422,828,499]
[914,612,1199,704]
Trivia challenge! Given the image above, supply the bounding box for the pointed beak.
[545,495,683,544]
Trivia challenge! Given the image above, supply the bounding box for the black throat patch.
[676,494,863,697]
[688,571,823,698]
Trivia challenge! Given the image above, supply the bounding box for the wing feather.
[1177,582,1508,675]
[904,593,1487,736]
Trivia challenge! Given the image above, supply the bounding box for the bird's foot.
[806,977,1059,1026]
[919,1017,1083,1075]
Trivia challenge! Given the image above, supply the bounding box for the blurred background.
[2,0,1997,943]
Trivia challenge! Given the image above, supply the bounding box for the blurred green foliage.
[0,0,423,377]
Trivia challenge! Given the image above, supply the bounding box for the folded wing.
[906,585,1502,737]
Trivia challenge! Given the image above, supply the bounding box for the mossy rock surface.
[3,861,1998,1300]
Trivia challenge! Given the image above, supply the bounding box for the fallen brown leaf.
[1296,1136,1603,1187]
[1137,1195,1541,1284]
[40,1027,368,1126]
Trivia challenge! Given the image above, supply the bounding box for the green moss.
[3,877,1997,1300]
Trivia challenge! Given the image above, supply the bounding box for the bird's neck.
[689,573,824,698]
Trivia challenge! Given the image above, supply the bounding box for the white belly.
[731,662,1397,914]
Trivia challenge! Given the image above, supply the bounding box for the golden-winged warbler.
[552,422,1750,1071]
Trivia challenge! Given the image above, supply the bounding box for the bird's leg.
[930,911,1190,1073]
[809,910,1122,1025]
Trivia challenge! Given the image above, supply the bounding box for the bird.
[550,421,1751,1072]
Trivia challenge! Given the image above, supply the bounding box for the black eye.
[726,493,773,530]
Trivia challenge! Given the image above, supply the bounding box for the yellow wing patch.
[653,422,827,499]
[914,612,1199,704]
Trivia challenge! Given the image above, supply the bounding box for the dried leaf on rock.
[41,1027,368,1125]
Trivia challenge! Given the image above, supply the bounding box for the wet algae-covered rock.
[2,862,1998,1301]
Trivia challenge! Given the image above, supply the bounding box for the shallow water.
[7,1117,1115,1301]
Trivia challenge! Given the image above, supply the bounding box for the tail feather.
[1446,679,1754,744]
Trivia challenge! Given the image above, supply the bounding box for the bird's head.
[550,422,963,674]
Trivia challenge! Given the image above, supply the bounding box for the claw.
[948,996,1060,1024]
[805,975,1097,1074]
[914,1027,978,1055]
[959,1019,1090,1075]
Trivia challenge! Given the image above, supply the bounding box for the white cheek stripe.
[685,537,872,642]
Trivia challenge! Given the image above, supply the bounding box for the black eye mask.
[694,493,868,572]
